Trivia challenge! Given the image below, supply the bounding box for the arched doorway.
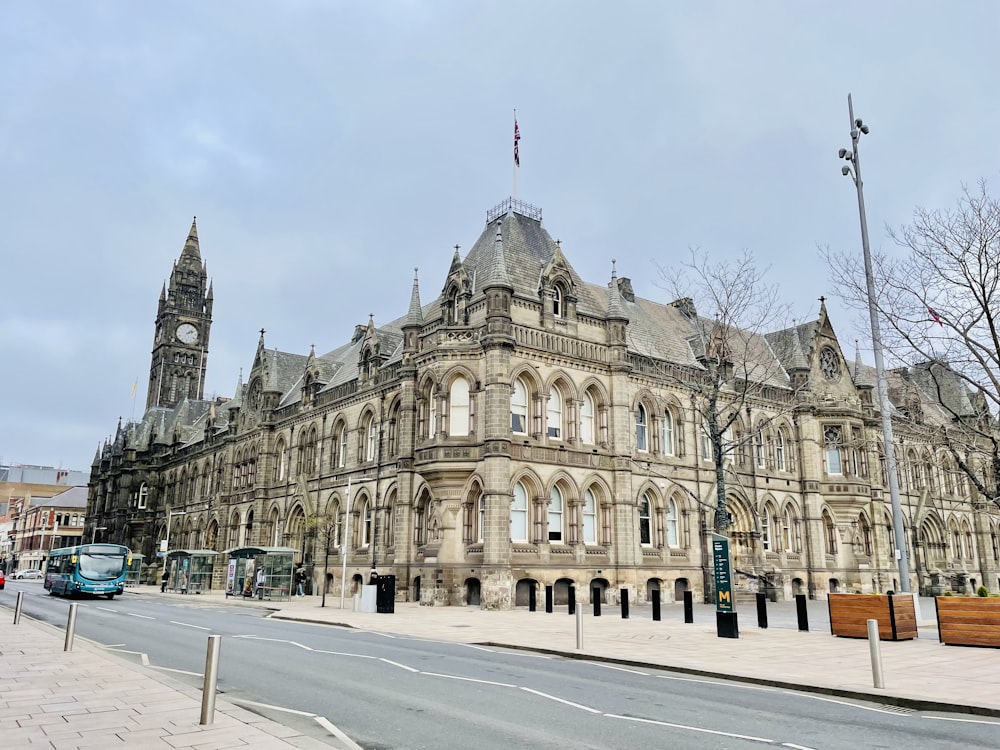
[515,578,537,607]
[554,577,574,605]
[412,575,421,603]
[589,577,609,603]
[674,578,689,601]
[465,578,481,606]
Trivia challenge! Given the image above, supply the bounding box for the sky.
[3,1,1000,472]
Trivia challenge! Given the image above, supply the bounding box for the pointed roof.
[606,260,627,320]
[405,268,424,327]
[181,217,201,261]
[480,219,512,289]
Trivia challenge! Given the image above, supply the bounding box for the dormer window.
[552,285,563,318]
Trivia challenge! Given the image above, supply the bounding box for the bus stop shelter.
[224,546,296,601]
[164,550,218,594]
[125,553,144,588]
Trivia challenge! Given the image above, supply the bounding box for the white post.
[867,618,885,688]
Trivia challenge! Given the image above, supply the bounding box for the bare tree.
[656,249,796,533]
[826,181,1000,509]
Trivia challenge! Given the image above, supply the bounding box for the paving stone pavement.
[3,586,999,749]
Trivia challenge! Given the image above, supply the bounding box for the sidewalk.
[2,588,998,750]
[0,602,333,749]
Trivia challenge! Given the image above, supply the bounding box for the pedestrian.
[255,566,267,600]
[295,565,306,596]
[160,568,169,593]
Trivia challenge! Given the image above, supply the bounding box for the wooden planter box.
[828,593,918,641]
[936,597,1000,647]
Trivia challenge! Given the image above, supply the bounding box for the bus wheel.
[106,593,115,600]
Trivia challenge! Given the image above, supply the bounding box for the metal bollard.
[545,585,553,613]
[592,588,601,616]
[683,589,694,623]
[200,635,222,724]
[64,603,79,652]
[620,588,629,619]
[14,591,24,624]
[867,619,884,689]
[568,585,576,615]
[796,593,809,631]
[529,585,536,612]
[652,590,661,621]
[575,607,583,650]
[756,592,768,629]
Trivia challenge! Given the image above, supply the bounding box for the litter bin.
[376,575,396,614]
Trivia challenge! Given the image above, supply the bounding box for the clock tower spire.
[146,217,213,410]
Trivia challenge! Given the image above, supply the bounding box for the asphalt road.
[2,581,996,750]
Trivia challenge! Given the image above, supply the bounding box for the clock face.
[176,323,199,345]
[819,346,840,382]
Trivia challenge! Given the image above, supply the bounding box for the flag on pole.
[928,307,944,327]
[130,380,137,398]
[514,117,521,167]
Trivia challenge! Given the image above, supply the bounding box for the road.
[2,580,997,750]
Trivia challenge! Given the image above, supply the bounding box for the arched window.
[580,391,595,444]
[478,493,486,543]
[761,507,772,551]
[548,486,563,542]
[662,411,675,456]
[363,415,378,462]
[449,378,470,437]
[775,429,786,471]
[547,388,562,439]
[824,427,843,475]
[639,494,652,545]
[361,498,372,546]
[552,285,563,318]
[755,425,765,468]
[276,439,288,482]
[666,498,679,548]
[823,510,837,554]
[511,482,528,542]
[860,515,873,556]
[636,404,648,452]
[582,488,597,544]
[511,378,528,434]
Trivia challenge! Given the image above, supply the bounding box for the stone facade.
[88,200,1000,604]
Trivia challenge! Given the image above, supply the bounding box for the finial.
[819,295,826,304]
[414,267,419,279]
[259,328,266,338]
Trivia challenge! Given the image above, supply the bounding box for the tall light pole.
[838,93,911,593]
[339,475,373,610]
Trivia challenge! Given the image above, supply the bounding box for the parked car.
[0,569,5,589]
[14,569,44,580]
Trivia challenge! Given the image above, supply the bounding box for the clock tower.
[146,218,214,410]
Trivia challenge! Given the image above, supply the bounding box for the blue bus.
[45,543,132,599]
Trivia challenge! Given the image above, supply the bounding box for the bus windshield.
[79,552,127,580]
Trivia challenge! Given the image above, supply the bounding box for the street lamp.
[339,476,373,610]
[161,509,187,580]
[838,93,911,594]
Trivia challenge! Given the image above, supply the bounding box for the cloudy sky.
[3,2,998,472]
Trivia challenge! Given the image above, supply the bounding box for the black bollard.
[796,593,809,631]
[568,585,576,615]
[620,588,629,619]
[529,585,537,612]
[652,590,661,621]
[592,587,601,616]
[756,592,768,629]
[683,589,694,623]
[545,585,553,613]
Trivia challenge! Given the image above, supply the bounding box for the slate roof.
[34,485,88,509]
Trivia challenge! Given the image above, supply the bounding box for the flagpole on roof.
[512,108,519,202]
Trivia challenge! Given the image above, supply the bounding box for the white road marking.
[102,643,126,647]
[230,698,316,717]
[379,658,419,673]
[315,716,366,750]
[786,693,912,716]
[520,687,601,714]
[315,649,377,659]
[587,662,649,676]
[605,713,773,743]
[371,631,397,639]
[923,715,1000,726]
[420,672,516,688]
[95,606,118,613]
[125,612,154,619]
[462,644,495,653]
[169,620,210,630]
[105,647,150,666]
[783,743,817,750]
[149,665,203,677]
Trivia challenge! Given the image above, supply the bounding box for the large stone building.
[88,202,1000,605]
